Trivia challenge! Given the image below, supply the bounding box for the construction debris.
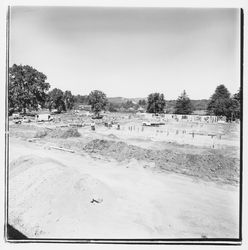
[49,146,75,153]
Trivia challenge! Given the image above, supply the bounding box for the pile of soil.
[84,139,239,185]
[33,127,81,139]
[9,124,39,139]
[10,124,81,140]
[47,127,81,139]
[34,130,48,138]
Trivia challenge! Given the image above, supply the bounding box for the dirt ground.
[8,114,240,239]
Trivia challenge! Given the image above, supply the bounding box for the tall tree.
[107,102,120,112]
[175,90,193,114]
[233,87,241,103]
[207,84,231,117]
[138,99,147,107]
[63,90,74,110]
[8,64,50,113]
[88,90,108,117]
[47,88,65,112]
[147,93,166,113]
[207,84,241,121]
[226,98,240,121]
[232,88,241,120]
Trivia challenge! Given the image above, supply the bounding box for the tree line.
[8,64,241,121]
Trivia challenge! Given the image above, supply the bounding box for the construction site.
[7,6,241,242]
[8,111,240,239]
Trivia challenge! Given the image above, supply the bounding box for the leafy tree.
[138,99,147,106]
[226,98,240,121]
[207,85,231,117]
[63,90,74,110]
[233,88,241,103]
[175,90,193,114]
[108,102,120,112]
[122,100,135,109]
[147,93,166,113]
[88,90,108,116]
[232,88,241,120]
[47,88,65,112]
[207,84,241,121]
[8,64,50,113]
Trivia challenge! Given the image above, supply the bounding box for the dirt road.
[8,138,239,239]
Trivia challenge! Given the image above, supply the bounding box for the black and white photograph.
[5,4,242,244]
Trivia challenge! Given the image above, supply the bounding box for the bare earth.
[8,119,240,239]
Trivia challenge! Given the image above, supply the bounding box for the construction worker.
[91,121,95,131]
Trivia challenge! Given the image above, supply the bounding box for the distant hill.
[108,97,146,104]
[107,97,128,104]
[191,99,209,110]
[108,97,209,111]
[166,99,209,111]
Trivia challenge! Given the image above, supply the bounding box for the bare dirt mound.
[47,127,81,139]
[9,154,116,238]
[73,174,116,204]
[8,140,239,238]
[10,124,38,139]
[9,155,67,178]
[34,127,81,139]
[10,124,81,140]
[84,139,239,185]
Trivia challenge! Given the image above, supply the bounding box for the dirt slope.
[8,138,239,239]
[83,139,239,185]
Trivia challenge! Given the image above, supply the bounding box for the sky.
[10,7,240,99]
